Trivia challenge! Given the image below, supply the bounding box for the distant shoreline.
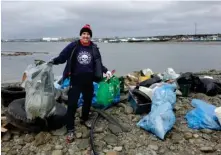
[1,51,49,56]
[2,41,221,46]
[2,40,221,43]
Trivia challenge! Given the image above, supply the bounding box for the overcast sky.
[1,1,221,39]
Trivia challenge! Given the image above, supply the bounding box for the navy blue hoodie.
[53,40,108,81]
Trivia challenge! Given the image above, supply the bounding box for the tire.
[61,93,68,104]
[7,98,44,132]
[1,85,26,107]
[7,98,67,132]
[5,112,43,132]
[47,103,67,130]
[7,98,34,123]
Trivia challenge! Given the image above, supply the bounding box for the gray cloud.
[2,1,221,39]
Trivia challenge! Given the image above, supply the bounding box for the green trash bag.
[96,76,120,108]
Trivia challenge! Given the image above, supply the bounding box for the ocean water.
[1,42,221,83]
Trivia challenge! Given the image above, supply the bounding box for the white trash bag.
[141,68,153,76]
[215,107,221,125]
[138,86,153,100]
[163,68,180,82]
[24,63,56,120]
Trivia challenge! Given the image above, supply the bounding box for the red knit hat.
[80,24,92,37]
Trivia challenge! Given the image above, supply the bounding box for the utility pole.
[194,22,197,36]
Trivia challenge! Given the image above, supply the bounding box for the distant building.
[51,38,59,41]
[42,37,51,42]
[119,39,128,42]
[42,37,59,42]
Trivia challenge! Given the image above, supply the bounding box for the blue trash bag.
[185,99,221,130]
[137,84,177,140]
[75,82,99,108]
[151,83,177,111]
[61,78,70,89]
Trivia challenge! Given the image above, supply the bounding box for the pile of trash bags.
[3,61,67,132]
[133,67,221,139]
[136,68,221,98]
[54,76,121,109]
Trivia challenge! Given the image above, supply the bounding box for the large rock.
[68,149,75,155]
[215,144,221,151]
[24,134,35,143]
[103,134,118,145]
[14,138,25,146]
[148,145,159,151]
[34,132,52,146]
[52,150,63,155]
[172,133,183,144]
[81,127,90,138]
[169,145,176,151]
[2,132,12,142]
[192,93,209,101]
[193,134,199,138]
[201,129,213,134]
[200,147,215,153]
[51,126,67,136]
[113,146,123,152]
[95,140,106,151]
[132,116,141,122]
[76,132,82,139]
[125,106,134,114]
[1,147,10,153]
[55,145,63,150]
[108,124,122,135]
[202,134,211,141]
[184,132,193,140]
[106,151,119,155]
[42,144,53,152]
[29,145,38,152]
[13,145,22,150]
[77,139,89,150]
[94,127,105,133]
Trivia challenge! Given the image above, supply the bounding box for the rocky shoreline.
[1,70,221,155]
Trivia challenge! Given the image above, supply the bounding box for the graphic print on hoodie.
[73,44,94,74]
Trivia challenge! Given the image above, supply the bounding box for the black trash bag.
[139,74,161,88]
[129,89,152,114]
[133,88,152,104]
[176,72,201,91]
[194,78,221,96]
[177,72,221,96]
[176,72,194,85]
